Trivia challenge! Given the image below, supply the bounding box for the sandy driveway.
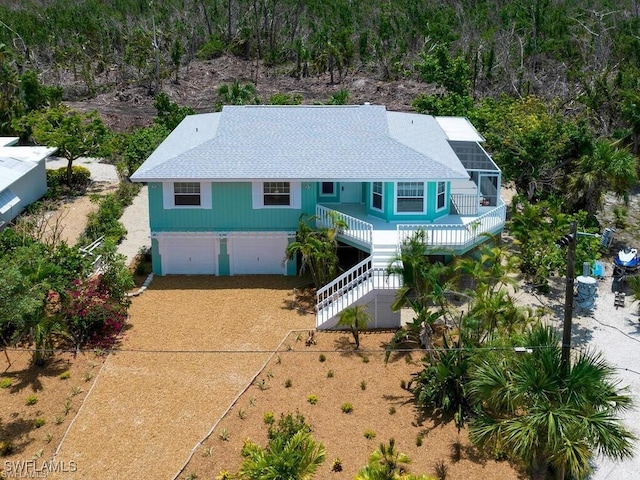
[51,276,314,479]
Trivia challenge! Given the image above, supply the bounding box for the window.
[437,182,446,210]
[320,182,335,196]
[263,182,291,206]
[396,182,424,213]
[372,182,383,211]
[163,182,211,209]
[252,182,301,209]
[174,182,201,206]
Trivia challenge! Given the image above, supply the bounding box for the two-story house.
[131,104,505,328]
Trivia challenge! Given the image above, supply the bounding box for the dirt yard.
[183,330,520,480]
[2,276,520,480]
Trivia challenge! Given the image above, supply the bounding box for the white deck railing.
[450,193,479,215]
[398,202,506,249]
[316,256,402,327]
[316,205,373,247]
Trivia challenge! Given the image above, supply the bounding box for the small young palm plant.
[337,305,370,349]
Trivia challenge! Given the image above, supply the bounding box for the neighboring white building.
[0,137,57,228]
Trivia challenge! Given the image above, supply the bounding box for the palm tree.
[468,325,635,479]
[285,213,347,288]
[355,438,424,480]
[238,430,326,480]
[216,81,258,107]
[337,305,370,349]
[566,139,638,217]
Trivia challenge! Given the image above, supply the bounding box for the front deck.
[317,200,507,256]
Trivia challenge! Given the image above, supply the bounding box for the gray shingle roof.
[131,105,471,182]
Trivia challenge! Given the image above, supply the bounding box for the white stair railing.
[316,205,373,247]
[315,256,402,328]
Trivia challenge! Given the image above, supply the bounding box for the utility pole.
[559,221,577,370]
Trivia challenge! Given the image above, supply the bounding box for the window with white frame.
[372,182,383,210]
[320,182,336,196]
[263,182,291,206]
[252,181,301,209]
[174,182,201,206]
[396,182,424,213]
[437,181,446,210]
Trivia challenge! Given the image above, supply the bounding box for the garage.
[230,235,288,275]
[160,236,218,275]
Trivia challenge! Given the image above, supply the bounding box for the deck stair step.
[316,255,402,329]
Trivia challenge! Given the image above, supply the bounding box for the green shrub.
[319,354,326,362]
[331,458,343,472]
[360,380,367,390]
[364,429,376,439]
[307,394,318,405]
[284,379,292,388]
[25,395,38,406]
[34,418,46,428]
[115,181,141,207]
[263,412,275,425]
[389,406,396,415]
[327,370,334,378]
[267,412,310,443]
[79,193,127,244]
[46,165,92,198]
[0,378,12,388]
[197,35,226,59]
[341,403,354,414]
[416,435,423,447]
[59,371,71,380]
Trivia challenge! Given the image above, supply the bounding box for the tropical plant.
[408,337,471,431]
[468,325,635,479]
[285,213,347,289]
[354,438,411,480]
[565,139,638,217]
[508,198,601,291]
[386,230,454,354]
[216,81,259,109]
[337,305,370,349]
[239,413,324,480]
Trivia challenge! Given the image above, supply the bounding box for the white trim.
[370,182,383,212]
[393,181,426,215]
[251,181,301,209]
[436,181,447,212]
[162,181,212,209]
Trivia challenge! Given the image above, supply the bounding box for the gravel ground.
[570,269,640,479]
[46,156,119,182]
[117,185,150,266]
[45,156,150,265]
[517,265,640,479]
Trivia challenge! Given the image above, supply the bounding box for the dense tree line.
[1,1,638,102]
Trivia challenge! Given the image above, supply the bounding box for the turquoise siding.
[317,182,340,202]
[149,182,317,231]
[363,182,449,222]
[219,238,230,275]
[286,237,297,275]
[151,238,162,275]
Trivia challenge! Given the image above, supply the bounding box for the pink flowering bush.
[61,276,127,351]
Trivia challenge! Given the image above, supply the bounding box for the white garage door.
[162,237,217,274]
[230,236,288,275]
